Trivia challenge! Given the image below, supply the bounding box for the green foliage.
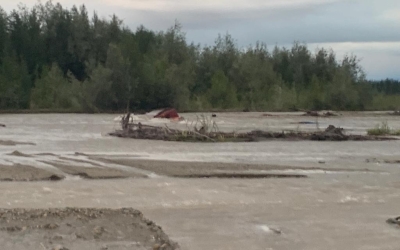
[324,68,359,110]
[208,70,238,109]
[31,64,81,110]
[302,75,326,110]
[0,8,7,64]
[0,55,31,109]
[367,121,400,136]
[105,43,132,110]
[369,94,400,111]
[269,83,297,111]
[371,79,400,95]
[81,64,113,112]
[0,1,399,112]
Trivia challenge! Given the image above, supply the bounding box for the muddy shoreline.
[0,208,178,250]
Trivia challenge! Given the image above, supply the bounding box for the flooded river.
[0,112,399,249]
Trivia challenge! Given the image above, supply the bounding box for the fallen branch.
[190,130,216,142]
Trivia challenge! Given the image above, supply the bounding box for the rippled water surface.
[0,112,400,250]
[1,112,400,165]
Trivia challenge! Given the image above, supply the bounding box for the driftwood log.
[386,216,400,226]
[302,110,338,117]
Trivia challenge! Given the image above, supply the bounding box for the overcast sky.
[1,0,399,80]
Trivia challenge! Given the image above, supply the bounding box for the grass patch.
[367,121,400,136]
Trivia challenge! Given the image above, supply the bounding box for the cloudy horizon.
[1,0,399,80]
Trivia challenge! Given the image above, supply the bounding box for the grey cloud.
[89,0,400,46]
[3,0,399,45]
[109,1,335,30]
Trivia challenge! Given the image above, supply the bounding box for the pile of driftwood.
[111,122,227,142]
[302,110,338,117]
[109,114,396,142]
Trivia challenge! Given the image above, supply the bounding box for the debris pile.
[310,125,347,141]
[110,115,397,142]
[303,111,338,117]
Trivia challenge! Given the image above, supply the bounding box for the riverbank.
[0,208,178,250]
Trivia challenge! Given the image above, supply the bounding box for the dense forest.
[0,1,399,113]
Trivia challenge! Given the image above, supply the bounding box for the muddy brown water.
[0,112,400,250]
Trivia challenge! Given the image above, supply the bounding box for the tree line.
[0,1,399,112]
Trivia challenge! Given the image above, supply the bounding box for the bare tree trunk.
[122,113,131,130]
